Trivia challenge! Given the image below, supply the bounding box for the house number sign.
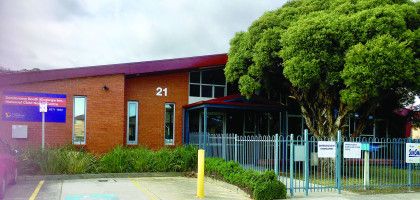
[156,87,168,96]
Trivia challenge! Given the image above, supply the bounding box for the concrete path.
[292,190,420,200]
[3,175,420,200]
[3,177,251,200]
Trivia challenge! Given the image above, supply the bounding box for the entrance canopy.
[184,94,283,112]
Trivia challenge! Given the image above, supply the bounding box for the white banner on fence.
[318,141,336,158]
[343,142,362,159]
[406,143,420,163]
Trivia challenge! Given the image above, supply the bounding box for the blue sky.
[0,0,286,70]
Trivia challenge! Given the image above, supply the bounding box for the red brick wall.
[125,71,189,149]
[0,74,125,154]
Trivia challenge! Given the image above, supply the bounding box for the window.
[243,112,256,135]
[189,68,226,98]
[164,103,175,145]
[287,114,307,135]
[189,84,200,96]
[127,101,138,145]
[201,85,212,97]
[73,96,86,145]
[190,71,200,83]
[214,86,225,98]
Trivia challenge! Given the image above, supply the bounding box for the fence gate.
[188,131,420,197]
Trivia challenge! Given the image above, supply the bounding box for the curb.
[17,172,184,181]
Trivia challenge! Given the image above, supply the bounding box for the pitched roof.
[0,53,227,86]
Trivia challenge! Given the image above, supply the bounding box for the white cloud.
[0,0,286,70]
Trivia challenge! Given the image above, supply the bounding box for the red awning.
[184,94,283,111]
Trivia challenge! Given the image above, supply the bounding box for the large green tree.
[225,0,420,137]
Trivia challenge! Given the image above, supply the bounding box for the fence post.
[304,129,309,196]
[234,134,238,163]
[203,107,208,153]
[363,150,370,190]
[290,134,295,197]
[198,132,202,149]
[275,133,279,175]
[336,130,342,194]
[408,137,412,191]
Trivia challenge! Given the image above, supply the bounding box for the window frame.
[164,103,175,145]
[72,96,87,145]
[126,101,139,145]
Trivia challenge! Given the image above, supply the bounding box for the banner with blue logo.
[406,143,420,163]
[2,91,66,123]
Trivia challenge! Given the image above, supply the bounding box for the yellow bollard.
[197,149,205,198]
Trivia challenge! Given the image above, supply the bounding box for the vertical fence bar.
[222,133,226,160]
[408,137,412,191]
[290,134,295,197]
[304,130,309,196]
[275,134,279,175]
[234,134,238,163]
[198,132,202,149]
[336,130,342,194]
[311,136,315,192]
[203,107,207,153]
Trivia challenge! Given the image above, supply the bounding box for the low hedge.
[205,158,286,200]
[98,145,197,173]
[18,145,197,175]
[18,145,97,175]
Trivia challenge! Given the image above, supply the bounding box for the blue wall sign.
[2,91,67,123]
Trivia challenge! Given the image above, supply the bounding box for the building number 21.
[156,87,168,96]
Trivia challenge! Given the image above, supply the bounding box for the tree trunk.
[295,90,349,139]
[293,88,378,139]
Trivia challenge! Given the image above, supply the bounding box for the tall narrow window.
[73,96,86,145]
[164,103,175,145]
[127,101,138,145]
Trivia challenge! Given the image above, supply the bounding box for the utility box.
[294,145,305,161]
[311,152,319,166]
[12,125,28,139]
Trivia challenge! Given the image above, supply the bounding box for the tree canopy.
[225,0,419,137]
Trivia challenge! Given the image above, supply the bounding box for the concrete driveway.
[3,176,251,200]
[5,175,420,200]
[292,191,420,200]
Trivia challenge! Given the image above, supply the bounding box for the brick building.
[0,54,409,153]
[0,54,228,153]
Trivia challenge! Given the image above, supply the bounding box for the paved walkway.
[3,175,420,200]
[292,190,420,199]
[3,176,251,200]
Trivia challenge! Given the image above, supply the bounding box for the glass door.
[199,112,226,135]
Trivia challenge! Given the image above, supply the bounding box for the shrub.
[98,146,134,173]
[253,180,287,200]
[170,145,198,172]
[97,145,198,173]
[132,148,154,172]
[18,145,197,175]
[18,145,97,175]
[205,158,287,200]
